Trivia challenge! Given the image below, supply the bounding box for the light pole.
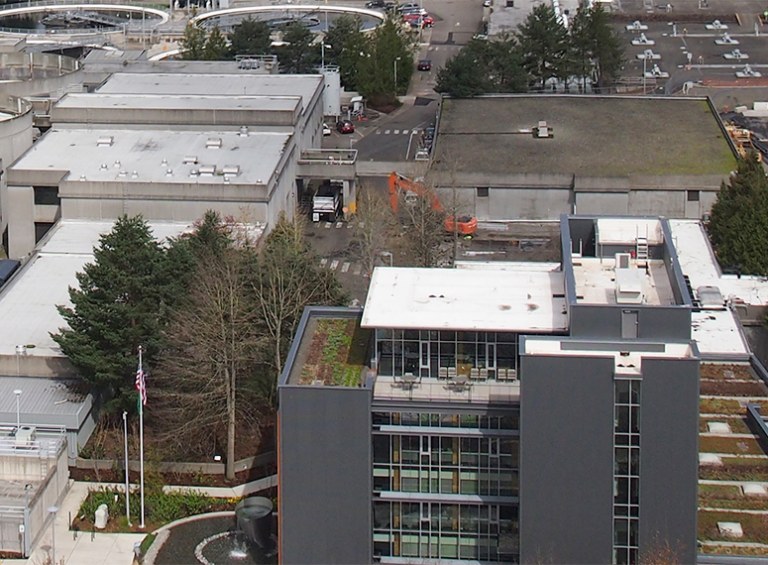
[393,56,401,98]
[22,484,31,557]
[13,389,21,431]
[47,506,58,565]
[321,43,332,71]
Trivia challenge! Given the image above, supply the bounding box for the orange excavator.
[388,172,478,236]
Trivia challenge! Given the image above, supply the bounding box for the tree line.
[181,15,414,106]
[436,4,624,96]
[53,212,346,479]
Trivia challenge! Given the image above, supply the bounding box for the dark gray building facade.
[278,216,700,565]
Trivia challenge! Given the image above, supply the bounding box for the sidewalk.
[0,476,278,565]
[3,482,144,565]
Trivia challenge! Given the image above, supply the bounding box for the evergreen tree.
[229,17,272,57]
[52,216,177,414]
[569,5,624,91]
[324,15,367,89]
[355,18,413,105]
[276,22,315,73]
[516,4,570,89]
[181,23,207,60]
[204,26,230,60]
[708,154,768,275]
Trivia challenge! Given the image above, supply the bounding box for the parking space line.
[341,262,351,273]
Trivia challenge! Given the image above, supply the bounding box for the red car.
[336,120,355,134]
[403,13,434,27]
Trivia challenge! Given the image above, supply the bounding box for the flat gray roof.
[55,92,301,112]
[97,72,322,111]
[10,128,291,185]
[434,96,736,179]
[0,220,192,359]
[0,377,90,428]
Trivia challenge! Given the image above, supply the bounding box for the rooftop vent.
[183,155,198,165]
[614,253,644,304]
[114,160,121,168]
[535,121,553,138]
[239,126,249,137]
[199,165,216,176]
[165,168,173,177]
[118,170,128,178]
[696,285,725,309]
[190,169,200,177]
[100,163,108,171]
[131,171,138,179]
[161,158,168,167]
[222,165,240,176]
[96,136,114,147]
[206,137,223,149]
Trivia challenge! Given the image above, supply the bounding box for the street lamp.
[393,56,402,98]
[320,42,332,71]
[13,390,21,432]
[47,506,58,565]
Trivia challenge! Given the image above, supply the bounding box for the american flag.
[135,367,147,407]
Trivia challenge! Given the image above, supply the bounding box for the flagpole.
[123,410,131,527]
[138,345,145,529]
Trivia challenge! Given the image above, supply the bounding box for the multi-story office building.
[278,215,701,564]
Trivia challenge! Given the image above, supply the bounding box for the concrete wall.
[278,386,372,565]
[569,304,691,341]
[519,353,615,564]
[638,357,699,564]
[575,192,629,215]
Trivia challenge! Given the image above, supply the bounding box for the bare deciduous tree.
[350,183,397,275]
[151,248,264,480]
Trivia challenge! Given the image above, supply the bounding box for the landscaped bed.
[700,418,752,434]
[701,364,755,381]
[699,510,768,544]
[72,487,238,533]
[299,317,371,386]
[699,483,768,511]
[700,381,768,397]
[701,398,768,415]
[700,459,768,481]
[699,436,766,456]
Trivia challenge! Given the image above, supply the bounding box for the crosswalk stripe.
[394,129,400,134]
[376,130,382,134]
[342,262,351,273]
[412,129,419,134]
[385,129,391,134]
[353,264,362,276]
[335,222,343,229]
[330,259,339,270]
[324,222,331,229]
[402,130,410,135]
[320,258,328,267]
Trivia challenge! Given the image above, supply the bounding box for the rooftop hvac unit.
[206,137,222,149]
[96,136,114,147]
[199,165,216,176]
[15,425,36,448]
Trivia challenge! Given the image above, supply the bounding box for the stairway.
[636,237,649,267]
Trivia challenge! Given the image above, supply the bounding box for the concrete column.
[7,185,36,259]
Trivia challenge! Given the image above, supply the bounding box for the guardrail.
[299,148,357,165]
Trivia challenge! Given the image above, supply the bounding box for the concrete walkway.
[2,481,144,565]
[0,475,278,565]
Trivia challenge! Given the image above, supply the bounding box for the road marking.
[385,129,391,134]
[330,259,339,270]
[336,222,343,229]
[403,130,410,135]
[324,222,332,229]
[359,221,365,228]
[353,264,362,275]
[320,258,328,267]
[412,129,419,134]
[394,129,400,134]
[347,223,354,229]
[376,130,382,134]
[341,262,351,273]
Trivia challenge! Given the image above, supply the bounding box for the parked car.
[366,0,386,6]
[483,0,492,6]
[336,119,355,134]
[417,59,432,71]
[397,2,421,12]
[403,13,434,27]
[400,7,428,16]
[322,123,332,136]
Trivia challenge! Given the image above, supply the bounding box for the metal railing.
[299,148,357,165]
